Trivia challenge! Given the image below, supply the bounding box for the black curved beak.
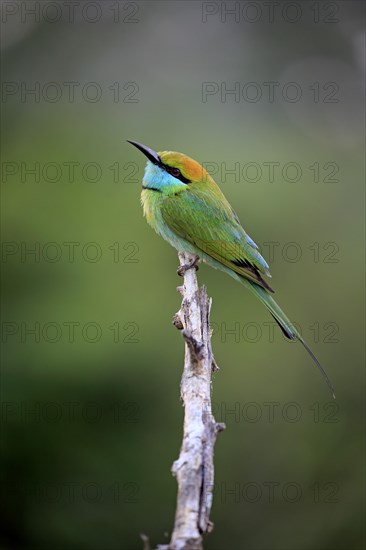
[127,140,161,165]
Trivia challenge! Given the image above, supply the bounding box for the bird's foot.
[177,255,200,277]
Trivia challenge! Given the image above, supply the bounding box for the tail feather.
[239,278,336,399]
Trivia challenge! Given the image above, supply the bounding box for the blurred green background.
[1,1,365,549]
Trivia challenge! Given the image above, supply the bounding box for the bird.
[127,140,335,398]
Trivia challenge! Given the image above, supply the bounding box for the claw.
[177,255,200,276]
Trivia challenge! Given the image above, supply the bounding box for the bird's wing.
[161,188,274,292]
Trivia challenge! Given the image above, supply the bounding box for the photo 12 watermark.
[1,160,141,184]
[204,480,339,504]
[202,81,340,103]
[1,400,141,424]
[1,81,140,103]
[1,320,140,344]
[8,480,140,505]
[199,240,340,265]
[1,241,140,264]
[201,160,340,184]
[210,320,340,344]
[1,1,140,25]
[203,400,340,424]
[201,2,340,25]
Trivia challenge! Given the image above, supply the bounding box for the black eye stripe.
[162,163,191,184]
[165,165,178,177]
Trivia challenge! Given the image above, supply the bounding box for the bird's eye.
[171,167,181,178]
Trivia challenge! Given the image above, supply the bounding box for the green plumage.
[160,187,274,291]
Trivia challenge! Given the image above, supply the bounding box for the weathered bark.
[166,252,225,550]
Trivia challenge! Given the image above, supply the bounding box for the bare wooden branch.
[167,252,225,550]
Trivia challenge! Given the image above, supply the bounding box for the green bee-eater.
[127,140,335,398]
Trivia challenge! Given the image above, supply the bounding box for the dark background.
[1,1,365,549]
